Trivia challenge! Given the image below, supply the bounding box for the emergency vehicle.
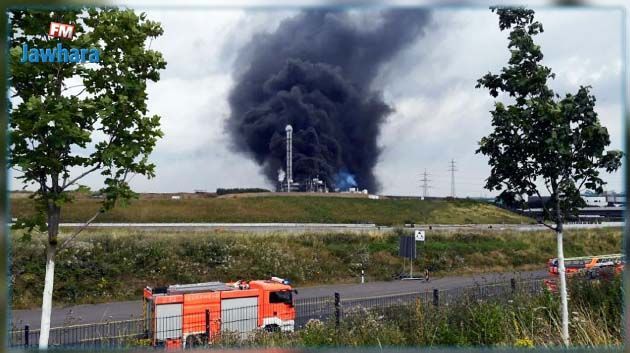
[143,277,297,348]
[547,254,624,276]
[544,254,624,292]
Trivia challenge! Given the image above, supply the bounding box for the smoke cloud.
[227,9,431,191]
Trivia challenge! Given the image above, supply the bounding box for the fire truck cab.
[143,277,296,348]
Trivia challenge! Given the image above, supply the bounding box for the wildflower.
[515,338,534,348]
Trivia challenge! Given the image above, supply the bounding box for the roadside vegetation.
[211,277,622,348]
[10,228,621,309]
[216,188,271,195]
[10,196,531,225]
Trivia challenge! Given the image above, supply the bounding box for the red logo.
[49,22,74,39]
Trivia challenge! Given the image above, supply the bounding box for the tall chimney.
[285,125,293,192]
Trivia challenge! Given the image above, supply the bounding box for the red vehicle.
[143,277,297,348]
[547,254,624,276]
[545,254,624,292]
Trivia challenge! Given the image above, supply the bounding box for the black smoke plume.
[227,9,430,191]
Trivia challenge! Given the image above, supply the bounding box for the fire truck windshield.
[269,290,293,305]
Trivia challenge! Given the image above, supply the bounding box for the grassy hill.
[10,227,621,308]
[10,195,532,225]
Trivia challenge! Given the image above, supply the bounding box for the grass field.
[211,278,621,347]
[10,227,621,308]
[10,196,532,225]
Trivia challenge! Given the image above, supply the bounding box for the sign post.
[415,230,427,281]
[414,230,425,242]
[399,230,426,280]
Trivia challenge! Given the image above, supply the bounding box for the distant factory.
[527,191,626,208]
[275,124,368,194]
[524,192,625,222]
[276,124,326,192]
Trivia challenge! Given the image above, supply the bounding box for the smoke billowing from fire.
[227,10,430,191]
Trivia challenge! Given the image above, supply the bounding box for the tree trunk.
[39,203,60,349]
[554,192,569,346]
[556,226,569,346]
[38,243,56,348]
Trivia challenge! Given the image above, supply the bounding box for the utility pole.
[448,159,457,198]
[420,169,431,199]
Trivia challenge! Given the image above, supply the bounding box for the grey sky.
[10,5,625,197]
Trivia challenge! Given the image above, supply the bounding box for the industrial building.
[275,124,354,194]
[604,191,626,205]
[524,192,625,222]
[277,176,329,193]
[528,192,626,208]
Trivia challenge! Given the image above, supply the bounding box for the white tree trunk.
[556,229,569,346]
[39,243,56,349]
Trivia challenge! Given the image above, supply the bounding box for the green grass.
[212,277,622,348]
[10,227,621,309]
[10,196,532,225]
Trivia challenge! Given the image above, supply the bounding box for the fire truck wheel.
[264,324,281,333]
[186,334,207,347]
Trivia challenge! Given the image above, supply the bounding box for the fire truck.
[544,254,624,292]
[143,277,297,348]
[547,254,624,277]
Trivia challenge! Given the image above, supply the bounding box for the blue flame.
[334,170,358,190]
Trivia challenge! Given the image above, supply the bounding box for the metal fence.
[9,277,544,348]
[294,295,335,329]
[9,318,146,348]
[437,278,543,306]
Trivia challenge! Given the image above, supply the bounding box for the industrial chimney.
[285,124,293,192]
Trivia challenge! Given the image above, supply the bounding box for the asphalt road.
[11,270,548,329]
[52,222,625,233]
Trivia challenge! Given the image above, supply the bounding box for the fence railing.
[9,277,545,348]
[9,318,146,348]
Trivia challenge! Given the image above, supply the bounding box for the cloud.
[373,8,624,196]
[146,74,232,156]
[10,6,625,197]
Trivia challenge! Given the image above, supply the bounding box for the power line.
[419,169,432,199]
[448,159,457,198]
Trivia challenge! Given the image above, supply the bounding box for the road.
[51,221,625,233]
[10,269,548,330]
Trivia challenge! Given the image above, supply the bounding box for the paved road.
[11,270,548,329]
[52,222,624,233]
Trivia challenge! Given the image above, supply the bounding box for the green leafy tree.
[8,8,166,348]
[476,7,622,345]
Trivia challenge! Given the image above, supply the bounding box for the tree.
[8,8,166,348]
[476,7,622,345]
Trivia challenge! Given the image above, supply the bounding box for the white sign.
[414,230,425,242]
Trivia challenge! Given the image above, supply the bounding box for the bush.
[207,277,622,347]
[10,228,622,308]
[216,188,270,195]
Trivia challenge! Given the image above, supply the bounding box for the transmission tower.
[420,169,431,199]
[448,159,457,198]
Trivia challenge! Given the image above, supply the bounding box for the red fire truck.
[547,254,624,277]
[143,277,297,348]
[544,254,624,292]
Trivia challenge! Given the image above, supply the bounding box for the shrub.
[10,228,622,309]
[216,188,270,195]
